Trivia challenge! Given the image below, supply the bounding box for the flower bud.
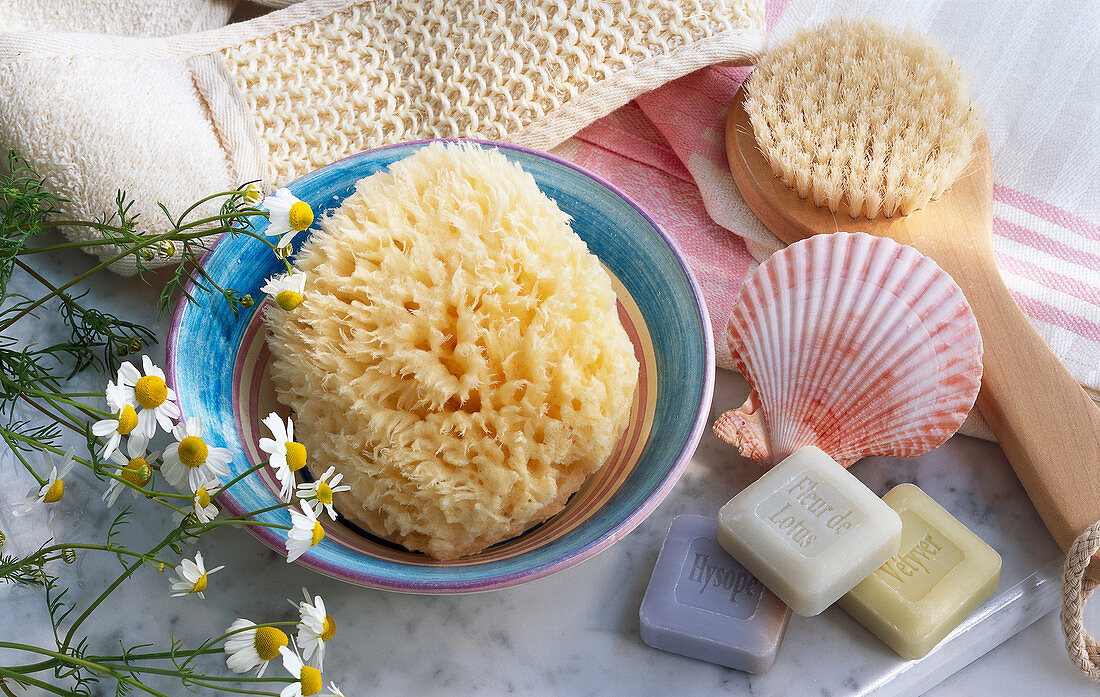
[62,548,77,564]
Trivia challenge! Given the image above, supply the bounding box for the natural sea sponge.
[264,143,639,559]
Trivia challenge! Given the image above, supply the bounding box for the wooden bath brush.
[725,18,1100,577]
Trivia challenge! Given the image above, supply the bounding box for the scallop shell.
[714,232,983,467]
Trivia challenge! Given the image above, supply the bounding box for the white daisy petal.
[223,618,290,677]
[293,588,334,669]
[262,413,306,503]
[286,501,324,563]
[117,361,141,386]
[167,551,220,599]
[92,419,118,437]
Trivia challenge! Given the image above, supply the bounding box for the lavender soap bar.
[639,514,792,673]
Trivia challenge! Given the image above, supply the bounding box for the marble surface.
[2,241,1098,697]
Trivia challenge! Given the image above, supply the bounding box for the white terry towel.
[0,0,766,274]
[0,0,238,36]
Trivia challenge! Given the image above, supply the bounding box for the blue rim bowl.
[167,139,714,593]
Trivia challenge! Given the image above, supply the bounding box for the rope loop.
[1061,519,1100,679]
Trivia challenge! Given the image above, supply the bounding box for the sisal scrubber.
[264,143,639,560]
[744,17,981,219]
[0,0,765,274]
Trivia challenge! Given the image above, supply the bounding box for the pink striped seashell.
[714,232,983,468]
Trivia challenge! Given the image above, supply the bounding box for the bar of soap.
[639,514,792,673]
[838,483,1001,659]
[717,446,902,617]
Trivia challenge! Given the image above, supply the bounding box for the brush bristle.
[744,18,980,219]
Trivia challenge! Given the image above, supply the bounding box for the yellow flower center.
[134,375,167,409]
[288,201,314,231]
[311,521,325,547]
[43,479,64,503]
[285,442,307,471]
[196,487,211,508]
[316,482,333,505]
[190,573,208,594]
[117,405,138,435]
[178,436,208,468]
[300,666,323,696]
[275,290,303,311]
[123,457,151,486]
[321,615,336,642]
[254,626,288,662]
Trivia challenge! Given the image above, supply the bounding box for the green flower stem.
[0,375,111,419]
[188,681,281,696]
[0,643,171,697]
[227,501,297,519]
[90,662,290,684]
[1,212,272,332]
[0,432,45,484]
[213,461,271,498]
[0,667,72,697]
[3,659,54,674]
[34,543,173,568]
[189,518,292,533]
[7,383,112,418]
[17,394,92,435]
[87,647,222,663]
[174,189,264,226]
[16,226,239,255]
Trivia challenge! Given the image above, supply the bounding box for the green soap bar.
[838,483,1001,660]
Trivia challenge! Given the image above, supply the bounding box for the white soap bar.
[717,446,902,617]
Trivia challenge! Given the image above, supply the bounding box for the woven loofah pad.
[264,143,639,559]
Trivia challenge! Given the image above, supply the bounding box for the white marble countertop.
[3,249,1098,694]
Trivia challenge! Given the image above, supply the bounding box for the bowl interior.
[168,140,714,593]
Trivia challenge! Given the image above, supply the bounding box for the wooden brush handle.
[932,244,1100,576]
[928,245,1100,577]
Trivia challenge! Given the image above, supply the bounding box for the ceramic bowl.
[167,140,714,593]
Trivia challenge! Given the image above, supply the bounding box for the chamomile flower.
[296,466,349,521]
[262,272,307,311]
[292,588,335,669]
[263,188,314,250]
[14,449,76,516]
[260,413,307,502]
[242,182,263,206]
[192,481,220,523]
[224,619,289,677]
[278,645,324,697]
[161,417,232,492]
[92,401,140,460]
[286,501,324,563]
[102,435,157,507]
[323,683,346,697]
[116,356,180,439]
[168,551,223,599]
